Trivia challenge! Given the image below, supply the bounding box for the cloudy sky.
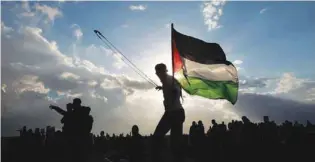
[1,1,315,137]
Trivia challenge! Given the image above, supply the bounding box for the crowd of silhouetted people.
[2,99,315,162]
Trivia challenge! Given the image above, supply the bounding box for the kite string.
[94,31,158,87]
[96,31,158,86]
[96,34,156,86]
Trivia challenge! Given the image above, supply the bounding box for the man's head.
[132,125,139,136]
[155,63,168,81]
[212,119,217,125]
[198,120,203,125]
[100,131,105,137]
[73,98,81,107]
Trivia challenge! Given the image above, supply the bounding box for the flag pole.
[171,23,174,79]
[171,23,175,103]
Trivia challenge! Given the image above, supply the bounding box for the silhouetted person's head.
[100,131,105,137]
[198,120,203,126]
[155,63,168,81]
[212,119,217,125]
[132,125,139,136]
[73,98,81,107]
[192,121,197,126]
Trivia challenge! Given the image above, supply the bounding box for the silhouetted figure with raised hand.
[48,98,93,162]
[152,63,185,162]
[71,103,93,162]
[50,103,73,134]
[49,102,75,161]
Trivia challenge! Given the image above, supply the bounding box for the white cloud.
[165,23,171,29]
[35,3,62,22]
[112,52,127,69]
[121,24,129,28]
[275,73,304,94]
[74,28,83,40]
[272,74,315,103]
[90,90,108,103]
[12,75,50,94]
[236,67,243,71]
[10,62,40,70]
[260,8,268,14]
[70,24,83,41]
[60,72,80,80]
[20,1,35,17]
[21,1,31,12]
[238,73,315,104]
[100,78,121,89]
[233,60,243,65]
[305,88,315,101]
[1,24,159,135]
[202,0,226,31]
[1,22,14,34]
[129,5,147,11]
[21,12,35,17]
[2,84,7,93]
[231,93,315,124]
[84,44,126,70]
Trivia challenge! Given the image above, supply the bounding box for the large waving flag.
[172,25,239,104]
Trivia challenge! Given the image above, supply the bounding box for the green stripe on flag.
[177,76,238,104]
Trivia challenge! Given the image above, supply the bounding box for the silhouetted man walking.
[152,63,185,162]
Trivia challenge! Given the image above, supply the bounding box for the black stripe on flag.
[172,27,230,65]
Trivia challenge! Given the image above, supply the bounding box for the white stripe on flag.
[182,58,238,83]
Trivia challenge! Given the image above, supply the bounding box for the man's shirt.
[162,75,183,111]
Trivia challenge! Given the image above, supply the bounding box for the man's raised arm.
[49,105,66,116]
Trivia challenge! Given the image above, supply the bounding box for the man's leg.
[170,109,185,162]
[151,112,172,162]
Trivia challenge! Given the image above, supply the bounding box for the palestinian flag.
[171,25,239,104]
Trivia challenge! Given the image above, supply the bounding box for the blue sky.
[2,1,315,78]
[2,1,315,136]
